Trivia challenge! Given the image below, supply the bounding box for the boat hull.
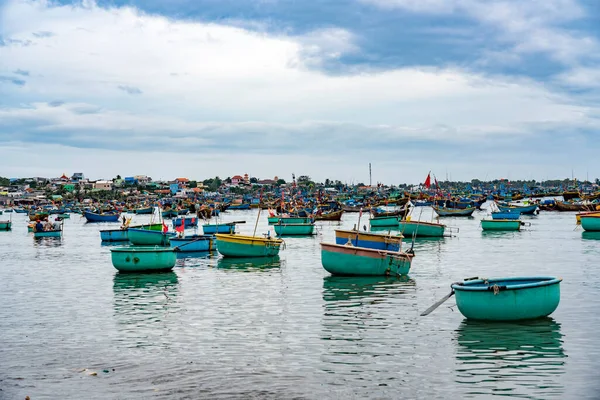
[170,235,216,252]
[433,206,475,217]
[491,211,521,220]
[581,215,600,232]
[128,228,174,246]
[369,216,399,227]
[0,221,12,231]
[452,277,561,321]
[34,230,62,238]
[321,243,412,276]
[110,247,176,272]
[134,207,154,214]
[398,221,445,237]
[173,217,198,228]
[497,204,537,215]
[268,217,312,224]
[334,229,402,251]
[216,234,283,257]
[84,211,120,222]
[481,219,521,231]
[202,224,235,235]
[100,229,129,242]
[274,223,315,236]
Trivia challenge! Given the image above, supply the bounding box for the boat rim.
[216,233,283,243]
[452,276,562,291]
[110,246,176,253]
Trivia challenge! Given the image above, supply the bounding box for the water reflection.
[216,256,282,272]
[112,272,180,348]
[481,231,521,239]
[582,231,600,241]
[33,237,63,247]
[455,318,566,399]
[321,276,416,341]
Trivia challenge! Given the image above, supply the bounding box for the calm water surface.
[1,207,599,399]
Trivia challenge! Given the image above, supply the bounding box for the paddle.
[420,290,455,316]
[420,277,480,316]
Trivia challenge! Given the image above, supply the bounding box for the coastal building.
[71,173,85,182]
[94,180,113,191]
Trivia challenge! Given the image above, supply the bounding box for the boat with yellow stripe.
[216,234,284,257]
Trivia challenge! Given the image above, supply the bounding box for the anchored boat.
[34,229,62,238]
[216,234,283,257]
[203,223,236,235]
[110,247,176,272]
[334,229,403,251]
[273,221,315,236]
[170,235,216,252]
[398,220,446,237]
[432,206,476,217]
[369,216,399,227]
[128,228,175,246]
[0,221,12,231]
[491,211,521,220]
[481,219,522,231]
[321,243,413,276]
[452,277,562,321]
[580,215,600,232]
[84,211,120,223]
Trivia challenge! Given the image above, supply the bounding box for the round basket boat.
[451,276,562,321]
[110,246,176,272]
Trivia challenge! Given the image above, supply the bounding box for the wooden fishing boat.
[335,229,403,251]
[170,235,216,252]
[34,229,62,238]
[576,210,600,223]
[432,206,476,217]
[273,222,315,236]
[491,211,520,220]
[216,234,283,257]
[369,216,399,227]
[161,209,178,218]
[128,228,175,246]
[497,204,538,215]
[580,215,600,232]
[321,243,413,276]
[57,213,70,219]
[481,219,521,231]
[173,217,198,228]
[562,191,580,201]
[398,220,445,237]
[203,223,236,234]
[13,208,27,213]
[84,211,120,222]
[555,201,593,212]
[314,209,343,221]
[110,247,176,272]
[0,221,11,231]
[451,277,562,321]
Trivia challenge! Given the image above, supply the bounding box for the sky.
[0,0,599,184]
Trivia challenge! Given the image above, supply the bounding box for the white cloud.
[0,0,598,181]
[361,0,598,66]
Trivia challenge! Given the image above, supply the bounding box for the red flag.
[162,221,168,233]
[175,219,185,233]
[424,173,431,189]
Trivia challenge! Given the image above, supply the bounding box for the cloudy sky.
[1,0,599,184]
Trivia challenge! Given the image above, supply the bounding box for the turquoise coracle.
[452,276,562,321]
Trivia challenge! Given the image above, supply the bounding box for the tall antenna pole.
[369,163,372,187]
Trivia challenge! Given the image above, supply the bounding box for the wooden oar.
[420,290,455,316]
[420,277,480,316]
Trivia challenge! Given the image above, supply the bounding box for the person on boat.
[53,217,62,231]
[34,220,44,232]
